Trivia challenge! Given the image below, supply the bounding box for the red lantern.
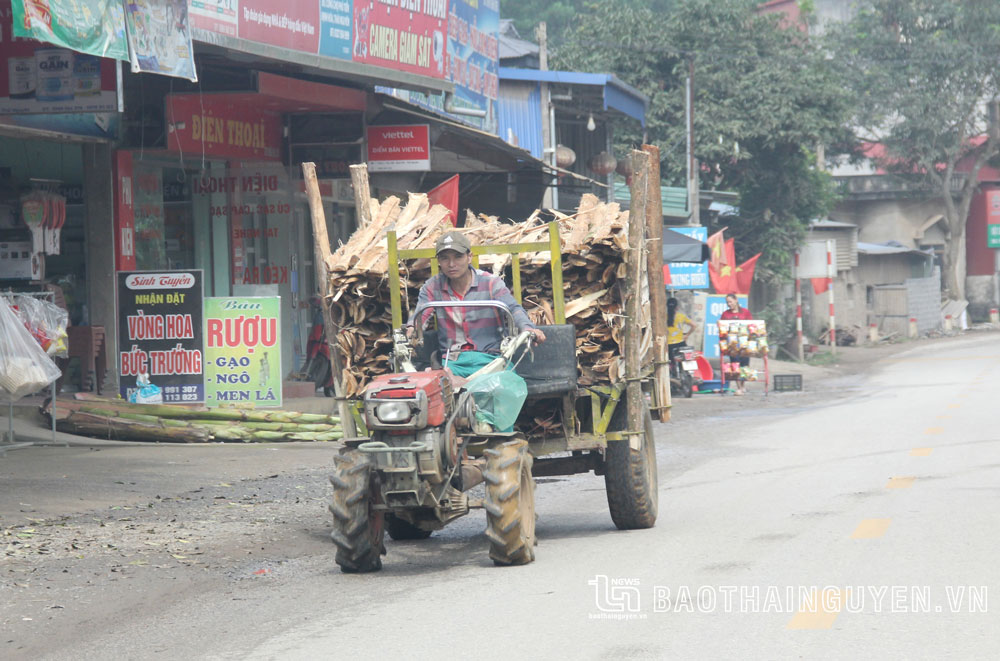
[588,151,617,176]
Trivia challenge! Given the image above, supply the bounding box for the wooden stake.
[625,150,649,437]
[642,144,671,422]
[350,163,373,229]
[303,162,358,439]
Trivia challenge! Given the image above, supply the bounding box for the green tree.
[556,0,852,281]
[502,0,676,45]
[826,0,1000,300]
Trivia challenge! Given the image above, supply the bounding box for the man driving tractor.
[407,231,546,386]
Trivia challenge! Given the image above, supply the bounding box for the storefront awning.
[498,68,648,127]
[663,229,710,264]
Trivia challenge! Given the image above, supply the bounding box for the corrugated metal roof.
[499,67,648,126]
[612,182,689,218]
[497,80,543,159]
[858,241,933,257]
[498,20,539,60]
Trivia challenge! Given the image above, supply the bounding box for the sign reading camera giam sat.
[117,270,205,403]
[367,125,431,172]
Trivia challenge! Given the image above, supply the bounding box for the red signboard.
[113,151,137,271]
[353,1,448,79]
[165,94,282,161]
[237,0,320,52]
[367,124,431,172]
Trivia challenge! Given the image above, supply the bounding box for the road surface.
[4,334,997,659]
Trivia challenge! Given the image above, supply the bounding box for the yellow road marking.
[924,427,943,434]
[947,404,961,409]
[787,589,848,630]
[886,476,916,489]
[851,518,891,539]
[936,415,951,420]
[910,448,933,457]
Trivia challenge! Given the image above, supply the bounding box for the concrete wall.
[906,270,942,333]
[82,143,117,393]
[830,198,948,249]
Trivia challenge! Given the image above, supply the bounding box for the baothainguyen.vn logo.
[589,577,988,618]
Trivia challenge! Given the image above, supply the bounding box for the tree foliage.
[555,0,853,282]
[502,0,676,45]
[825,0,1000,299]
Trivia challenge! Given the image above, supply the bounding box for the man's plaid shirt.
[409,267,537,357]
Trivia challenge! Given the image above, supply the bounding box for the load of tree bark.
[325,193,650,398]
[42,394,342,443]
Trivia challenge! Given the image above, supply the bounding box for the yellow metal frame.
[387,221,565,330]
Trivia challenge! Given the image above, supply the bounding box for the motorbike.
[669,343,700,398]
[302,297,335,396]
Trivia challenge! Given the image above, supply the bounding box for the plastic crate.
[773,374,803,392]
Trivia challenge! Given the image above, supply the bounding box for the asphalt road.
[6,334,998,660]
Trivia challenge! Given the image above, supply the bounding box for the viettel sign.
[367,124,431,172]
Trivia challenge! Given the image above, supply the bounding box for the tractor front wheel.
[483,438,536,566]
[329,450,385,573]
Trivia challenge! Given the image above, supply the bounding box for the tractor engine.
[362,370,460,507]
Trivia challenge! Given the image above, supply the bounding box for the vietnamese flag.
[706,229,726,272]
[427,175,460,226]
[734,253,761,294]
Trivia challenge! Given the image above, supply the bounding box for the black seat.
[514,324,577,397]
[412,329,440,371]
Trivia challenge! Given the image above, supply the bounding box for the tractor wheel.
[604,398,658,530]
[328,450,385,573]
[386,513,433,540]
[483,438,536,566]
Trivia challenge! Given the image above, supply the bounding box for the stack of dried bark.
[325,193,650,398]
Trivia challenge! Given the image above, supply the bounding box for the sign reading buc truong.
[118,270,205,403]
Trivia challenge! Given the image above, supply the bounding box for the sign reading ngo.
[367,124,431,172]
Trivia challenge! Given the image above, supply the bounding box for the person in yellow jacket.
[666,297,696,360]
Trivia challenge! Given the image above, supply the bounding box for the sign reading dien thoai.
[165,94,282,161]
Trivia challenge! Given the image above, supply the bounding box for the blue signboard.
[376,0,499,134]
[319,0,353,60]
[703,294,747,360]
[666,226,709,290]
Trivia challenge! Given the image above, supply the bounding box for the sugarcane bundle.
[43,397,343,443]
[324,192,651,398]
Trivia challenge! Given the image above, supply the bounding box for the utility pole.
[537,22,556,210]
[686,58,699,226]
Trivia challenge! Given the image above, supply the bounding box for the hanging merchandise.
[44,192,67,255]
[0,297,62,401]
[12,295,69,358]
[20,191,46,254]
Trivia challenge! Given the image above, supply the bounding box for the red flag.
[734,253,761,294]
[427,175,460,226]
[706,229,726,271]
[811,277,832,295]
[662,264,672,285]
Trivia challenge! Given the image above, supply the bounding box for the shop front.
[112,81,365,394]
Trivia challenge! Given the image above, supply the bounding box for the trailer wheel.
[604,398,658,529]
[483,438,536,566]
[328,450,385,573]
[386,513,433,540]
